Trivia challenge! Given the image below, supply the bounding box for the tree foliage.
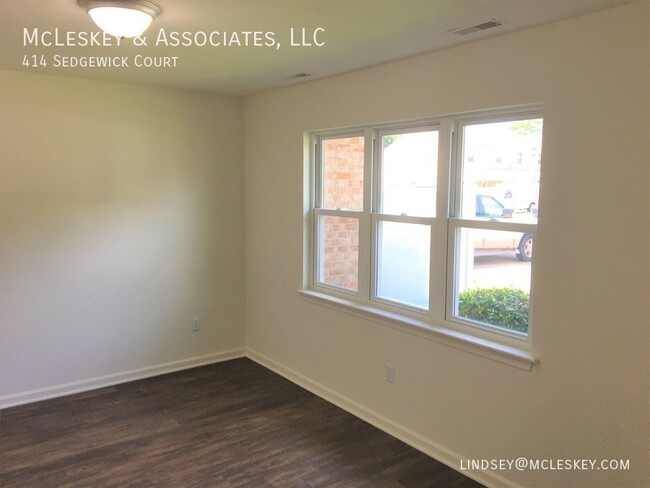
[382,134,400,148]
[509,119,543,135]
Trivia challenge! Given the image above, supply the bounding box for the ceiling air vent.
[287,73,311,79]
[449,19,504,36]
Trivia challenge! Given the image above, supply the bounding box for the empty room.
[1,1,648,487]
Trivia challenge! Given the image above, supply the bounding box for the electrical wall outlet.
[386,364,396,384]
[192,317,201,332]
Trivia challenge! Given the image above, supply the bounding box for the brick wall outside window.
[320,138,364,291]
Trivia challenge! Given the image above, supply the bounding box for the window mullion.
[356,129,374,304]
[429,120,453,322]
[368,131,380,305]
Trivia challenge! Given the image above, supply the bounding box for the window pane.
[376,221,430,309]
[317,216,359,291]
[381,131,438,217]
[454,227,532,334]
[460,119,542,222]
[322,136,364,211]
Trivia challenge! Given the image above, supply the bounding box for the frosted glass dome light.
[78,0,160,38]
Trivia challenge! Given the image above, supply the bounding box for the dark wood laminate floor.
[1,358,483,488]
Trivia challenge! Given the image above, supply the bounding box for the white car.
[482,187,538,213]
[474,194,533,261]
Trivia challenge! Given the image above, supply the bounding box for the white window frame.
[446,111,541,344]
[371,123,441,317]
[311,129,371,299]
[302,105,542,370]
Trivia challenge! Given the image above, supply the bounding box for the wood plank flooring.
[0,358,483,487]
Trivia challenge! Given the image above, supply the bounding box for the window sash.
[315,131,365,211]
[374,123,441,217]
[312,129,373,300]
[445,224,537,339]
[370,213,435,315]
[312,208,365,296]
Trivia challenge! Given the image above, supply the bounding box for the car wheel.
[517,234,533,262]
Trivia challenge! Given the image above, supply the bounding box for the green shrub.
[458,287,529,333]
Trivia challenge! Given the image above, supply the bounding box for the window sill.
[298,289,538,371]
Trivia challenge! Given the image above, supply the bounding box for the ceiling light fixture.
[78,0,161,38]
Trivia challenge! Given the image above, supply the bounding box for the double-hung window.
[307,107,543,359]
[313,134,367,293]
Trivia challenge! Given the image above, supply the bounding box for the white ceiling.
[0,0,634,95]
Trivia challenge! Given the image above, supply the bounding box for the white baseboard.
[246,347,522,488]
[0,349,245,409]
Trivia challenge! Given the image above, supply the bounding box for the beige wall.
[243,2,649,487]
[0,71,246,402]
